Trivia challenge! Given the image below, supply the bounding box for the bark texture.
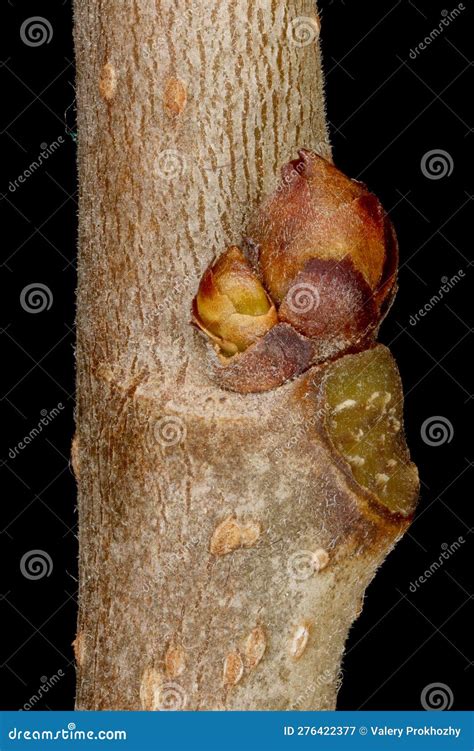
[74,0,415,710]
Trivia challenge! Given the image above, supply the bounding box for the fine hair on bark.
[73,0,418,710]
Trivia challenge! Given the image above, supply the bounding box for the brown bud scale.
[192,150,399,393]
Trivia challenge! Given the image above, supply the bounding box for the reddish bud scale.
[192,151,399,393]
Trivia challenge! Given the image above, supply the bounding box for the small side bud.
[191,151,401,394]
[192,246,277,356]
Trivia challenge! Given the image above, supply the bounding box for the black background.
[1,0,472,711]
